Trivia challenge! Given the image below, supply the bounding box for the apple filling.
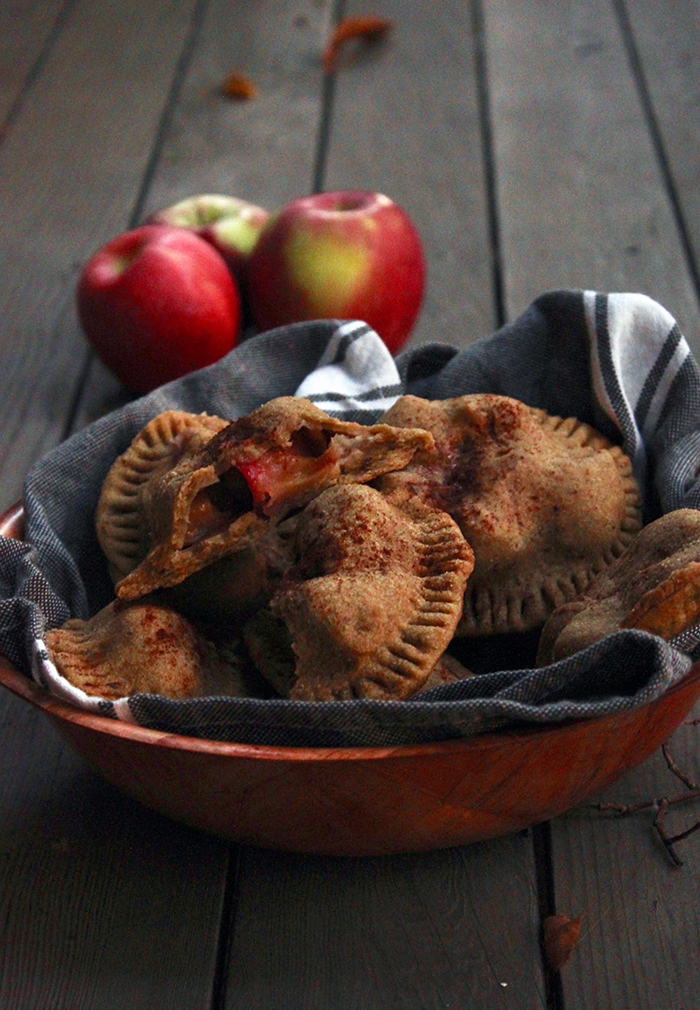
[234,427,339,516]
[183,468,254,548]
[182,427,339,546]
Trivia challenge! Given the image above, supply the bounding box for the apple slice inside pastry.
[537,508,700,664]
[114,397,434,602]
[378,394,642,636]
[264,484,474,701]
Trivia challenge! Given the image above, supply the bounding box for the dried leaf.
[220,71,257,101]
[543,914,582,971]
[322,16,392,75]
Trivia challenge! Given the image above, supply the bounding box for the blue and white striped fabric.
[1,289,699,745]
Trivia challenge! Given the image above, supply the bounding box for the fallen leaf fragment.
[220,71,257,101]
[543,914,582,971]
[322,16,392,75]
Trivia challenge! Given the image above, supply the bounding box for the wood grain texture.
[138,0,334,218]
[323,0,497,351]
[71,0,336,431]
[0,0,68,132]
[0,691,228,1010]
[623,0,700,305]
[549,720,700,1009]
[0,0,202,506]
[3,648,700,857]
[482,0,700,357]
[224,841,545,1010]
[0,7,230,1008]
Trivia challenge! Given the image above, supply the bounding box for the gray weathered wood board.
[324,0,497,350]
[0,5,230,1008]
[0,690,228,1009]
[623,0,700,335]
[482,0,700,358]
[224,840,545,1009]
[0,0,67,130]
[550,719,700,1008]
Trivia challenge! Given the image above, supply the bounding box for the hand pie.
[115,397,434,602]
[96,410,229,582]
[44,600,252,701]
[265,484,474,701]
[158,518,296,622]
[537,508,700,664]
[243,610,475,699]
[378,394,642,636]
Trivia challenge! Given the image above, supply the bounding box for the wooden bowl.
[2,503,700,856]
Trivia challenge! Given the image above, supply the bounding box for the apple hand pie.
[243,608,475,699]
[44,600,254,701]
[377,394,642,636]
[113,397,434,603]
[537,508,700,665]
[96,410,229,582]
[254,484,474,701]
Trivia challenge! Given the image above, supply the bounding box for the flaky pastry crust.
[114,397,434,603]
[96,410,229,582]
[537,508,700,664]
[44,601,251,701]
[378,394,642,636]
[267,484,474,701]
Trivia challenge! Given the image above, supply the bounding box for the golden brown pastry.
[115,397,434,603]
[265,484,474,701]
[96,410,229,582]
[378,394,642,636]
[44,600,253,700]
[243,614,475,699]
[537,508,700,664]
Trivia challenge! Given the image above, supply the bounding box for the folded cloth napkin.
[1,290,699,746]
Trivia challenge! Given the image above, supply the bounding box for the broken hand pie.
[97,409,229,583]
[111,397,434,604]
[377,394,642,636]
[256,484,474,701]
[537,509,700,664]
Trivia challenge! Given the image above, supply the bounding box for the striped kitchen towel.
[1,289,699,745]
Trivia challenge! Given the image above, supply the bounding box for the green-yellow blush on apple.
[246,190,425,354]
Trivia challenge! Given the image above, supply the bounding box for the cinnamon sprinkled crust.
[537,508,700,665]
[378,394,642,636]
[44,601,251,701]
[267,484,474,701]
[114,397,433,603]
[79,393,657,702]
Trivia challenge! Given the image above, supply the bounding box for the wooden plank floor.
[0,1,699,1007]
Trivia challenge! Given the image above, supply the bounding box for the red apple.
[147,194,270,283]
[245,190,425,354]
[77,225,241,394]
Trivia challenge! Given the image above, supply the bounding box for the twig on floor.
[579,740,700,866]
